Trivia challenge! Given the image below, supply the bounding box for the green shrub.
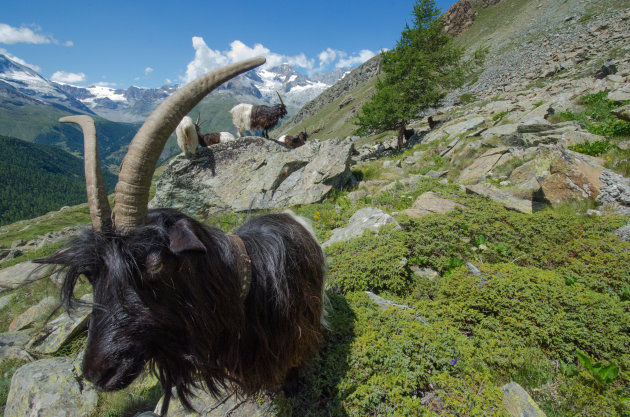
[335,292,482,416]
[536,374,629,417]
[561,92,630,138]
[459,93,476,104]
[492,111,509,121]
[326,226,412,295]
[569,140,612,157]
[430,371,509,416]
[416,264,630,368]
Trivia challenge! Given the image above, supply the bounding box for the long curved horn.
[59,115,113,232]
[276,91,285,107]
[114,57,266,230]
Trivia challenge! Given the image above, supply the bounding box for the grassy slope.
[1,1,629,415]
[277,77,379,141]
[456,0,630,53]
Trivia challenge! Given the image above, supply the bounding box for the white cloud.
[318,48,343,67]
[93,81,117,87]
[182,37,316,83]
[50,71,86,84]
[64,40,73,47]
[0,49,41,72]
[182,37,376,82]
[145,67,153,75]
[0,23,53,45]
[336,49,376,68]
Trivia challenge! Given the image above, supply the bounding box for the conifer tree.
[356,0,465,148]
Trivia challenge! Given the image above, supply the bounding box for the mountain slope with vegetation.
[0,135,117,226]
[0,0,629,416]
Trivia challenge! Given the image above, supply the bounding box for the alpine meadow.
[1,0,630,416]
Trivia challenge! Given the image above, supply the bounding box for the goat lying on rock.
[194,114,236,146]
[278,130,308,148]
[229,92,287,138]
[37,58,327,416]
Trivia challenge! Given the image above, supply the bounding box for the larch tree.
[356,0,465,149]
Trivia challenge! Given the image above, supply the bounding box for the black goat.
[229,92,288,139]
[36,58,327,416]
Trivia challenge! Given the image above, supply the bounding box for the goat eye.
[145,252,164,275]
[146,262,163,275]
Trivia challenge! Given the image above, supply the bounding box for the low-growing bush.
[415,263,630,369]
[326,226,412,295]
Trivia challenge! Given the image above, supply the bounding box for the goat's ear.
[168,219,207,254]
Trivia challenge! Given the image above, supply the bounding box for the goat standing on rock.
[36,58,327,416]
[175,115,198,156]
[175,115,236,156]
[229,92,287,138]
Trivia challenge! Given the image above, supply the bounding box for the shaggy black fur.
[250,104,287,138]
[37,208,326,415]
[194,124,221,146]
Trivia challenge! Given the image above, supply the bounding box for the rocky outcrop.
[402,191,466,218]
[0,262,56,293]
[442,0,478,37]
[596,170,630,214]
[444,7,630,105]
[322,207,400,248]
[4,357,98,417]
[151,137,354,218]
[442,0,502,37]
[154,386,274,417]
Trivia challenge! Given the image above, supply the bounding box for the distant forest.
[0,135,117,226]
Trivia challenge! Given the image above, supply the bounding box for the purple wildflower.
[450,357,458,365]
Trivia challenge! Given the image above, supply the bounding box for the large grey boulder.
[322,207,400,248]
[155,386,274,416]
[0,330,32,360]
[502,382,547,417]
[611,104,630,122]
[458,147,514,185]
[596,169,630,214]
[151,137,354,218]
[9,295,58,332]
[466,183,537,214]
[616,224,630,241]
[4,357,98,417]
[0,262,53,293]
[402,191,466,218]
[27,294,91,355]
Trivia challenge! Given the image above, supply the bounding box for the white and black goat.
[176,115,236,156]
[175,116,198,156]
[36,58,327,416]
[278,130,308,148]
[229,92,287,139]
[194,114,236,146]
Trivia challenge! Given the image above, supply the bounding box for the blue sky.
[2,0,456,89]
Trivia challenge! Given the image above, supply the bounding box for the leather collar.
[228,234,252,300]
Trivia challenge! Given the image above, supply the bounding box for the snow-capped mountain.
[0,54,93,115]
[54,82,177,123]
[0,53,346,124]
[56,63,347,122]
